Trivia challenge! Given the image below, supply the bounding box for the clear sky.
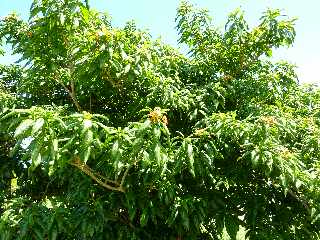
[1,0,319,83]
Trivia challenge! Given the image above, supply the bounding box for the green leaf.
[108,48,114,59]
[80,6,89,23]
[32,153,42,170]
[84,129,93,145]
[83,146,91,163]
[124,64,131,74]
[121,50,128,60]
[251,148,259,166]
[14,119,34,138]
[60,14,65,25]
[181,210,190,230]
[31,118,45,135]
[111,140,121,161]
[140,209,149,227]
[225,215,239,239]
[266,48,273,57]
[33,228,43,240]
[49,225,58,240]
[154,143,161,164]
[53,139,58,152]
[153,127,161,140]
[187,142,195,176]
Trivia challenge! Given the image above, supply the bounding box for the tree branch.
[70,157,125,192]
[54,74,82,112]
[69,79,82,112]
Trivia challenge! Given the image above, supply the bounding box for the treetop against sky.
[0,0,319,83]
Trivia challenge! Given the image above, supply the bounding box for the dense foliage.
[1,0,320,239]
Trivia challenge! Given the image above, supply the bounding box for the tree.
[1,0,320,239]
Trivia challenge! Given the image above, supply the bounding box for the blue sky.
[1,0,319,83]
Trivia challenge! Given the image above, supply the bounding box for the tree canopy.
[1,0,320,239]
